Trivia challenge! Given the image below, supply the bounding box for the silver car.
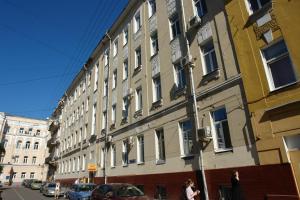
[42,183,65,197]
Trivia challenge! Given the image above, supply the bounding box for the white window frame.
[82,154,86,171]
[91,103,97,135]
[209,106,232,152]
[123,59,128,80]
[102,111,107,130]
[169,15,181,40]
[123,26,128,46]
[174,62,186,89]
[94,62,99,92]
[135,87,143,111]
[150,31,159,56]
[135,46,142,69]
[84,124,88,140]
[200,39,218,75]
[260,39,296,91]
[30,172,35,179]
[33,142,39,150]
[137,135,145,164]
[134,10,142,33]
[113,38,118,57]
[122,97,129,119]
[21,172,26,179]
[122,140,129,166]
[155,129,165,163]
[103,79,108,97]
[148,0,156,18]
[152,75,162,102]
[193,0,207,17]
[100,148,105,169]
[104,49,109,67]
[111,144,116,167]
[244,0,271,15]
[77,156,80,172]
[112,104,116,124]
[23,156,28,164]
[72,158,76,172]
[112,69,117,89]
[179,120,193,157]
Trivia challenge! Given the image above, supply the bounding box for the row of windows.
[0,155,37,164]
[58,106,232,174]
[11,172,35,179]
[2,140,39,150]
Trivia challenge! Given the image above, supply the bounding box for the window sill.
[150,52,159,60]
[245,2,272,27]
[121,117,128,125]
[180,154,194,160]
[173,86,187,99]
[214,148,233,154]
[155,160,165,165]
[134,109,143,118]
[169,34,181,44]
[133,65,142,76]
[201,69,220,85]
[122,78,128,83]
[151,99,163,111]
[110,123,116,130]
[269,81,299,94]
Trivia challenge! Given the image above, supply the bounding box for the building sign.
[87,163,97,172]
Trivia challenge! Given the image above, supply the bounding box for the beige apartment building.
[46,0,280,199]
[0,113,49,185]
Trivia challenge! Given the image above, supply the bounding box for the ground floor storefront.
[56,163,299,199]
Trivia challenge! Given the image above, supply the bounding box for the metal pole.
[179,0,209,199]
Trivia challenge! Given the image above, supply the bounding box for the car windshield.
[48,183,56,188]
[116,185,144,197]
[34,181,42,184]
[77,185,95,192]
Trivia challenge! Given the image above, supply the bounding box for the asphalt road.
[1,187,68,200]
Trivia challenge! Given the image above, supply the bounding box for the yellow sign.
[87,163,97,172]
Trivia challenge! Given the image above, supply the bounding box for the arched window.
[25,141,30,149]
[16,140,22,149]
[3,139,8,148]
[34,142,39,150]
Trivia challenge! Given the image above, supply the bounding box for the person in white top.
[54,181,60,199]
[185,179,200,200]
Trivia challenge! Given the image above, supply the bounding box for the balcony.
[166,0,178,18]
[151,54,160,77]
[170,37,182,63]
[149,13,157,34]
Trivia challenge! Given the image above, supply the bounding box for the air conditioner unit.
[198,126,212,139]
[189,15,201,30]
[181,55,193,67]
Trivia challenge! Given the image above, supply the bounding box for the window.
[103,79,108,97]
[30,172,35,179]
[0,156,4,163]
[211,107,232,151]
[77,156,80,172]
[111,144,116,167]
[84,124,88,139]
[122,97,129,119]
[73,158,76,172]
[75,131,78,144]
[150,32,159,56]
[148,0,156,18]
[69,159,71,173]
[32,156,36,164]
[86,97,89,112]
[83,79,86,92]
[137,135,145,163]
[19,128,24,134]
[70,135,73,147]
[170,15,181,40]
[112,70,117,89]
[113,39,118,57]
[3,139,8,148]
[153,76,162,102]
[102,111,107,129]
[36,130,40,136]
[201,40,218,75]
[34,142,39,150]
[100,148,105,169]
[123,27,128,46]
[76,107,79,120]
[134,11,142,33]
[81,102,84,116]
[25,141,30,149]
[174,63,186,89]
[28,128,33,135]
[112,105,116,124]
[23,156,28,164]
[123,59,128,80]
[155,129,165,163]
[14,155,19,163]
[88,71,92,86]
[135,46,142,68]
[104,49,109,66]
[136,87,143,111]
[261,40,296,90]
[91,103,97,135]
[79,128,82,141]
[21,172,26,179]
[82,154,86,171]
[194,0,207,17]
[179,120,193,156]
[122,140,129,166]
[246,0,271,14]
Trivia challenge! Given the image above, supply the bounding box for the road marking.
[12,188,25,200]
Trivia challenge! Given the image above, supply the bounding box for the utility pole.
[179,0,209,199]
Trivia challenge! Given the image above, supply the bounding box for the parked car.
[25,179,38,188]
[42,182,65,197]
[39,182,47,193]
[30,180,43,190]
[22,179,30,186]
[90,183,149,200]
[66,183,96,200]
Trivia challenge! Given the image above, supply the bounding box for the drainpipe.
[179,0,209,199]
[104,32,112,184]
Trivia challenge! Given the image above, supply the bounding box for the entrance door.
[290,150,300,195]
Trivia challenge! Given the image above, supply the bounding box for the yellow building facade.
[225,0,300,195]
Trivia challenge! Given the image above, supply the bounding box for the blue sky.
[0,0,128,119]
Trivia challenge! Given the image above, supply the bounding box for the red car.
[90,183,149,200]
